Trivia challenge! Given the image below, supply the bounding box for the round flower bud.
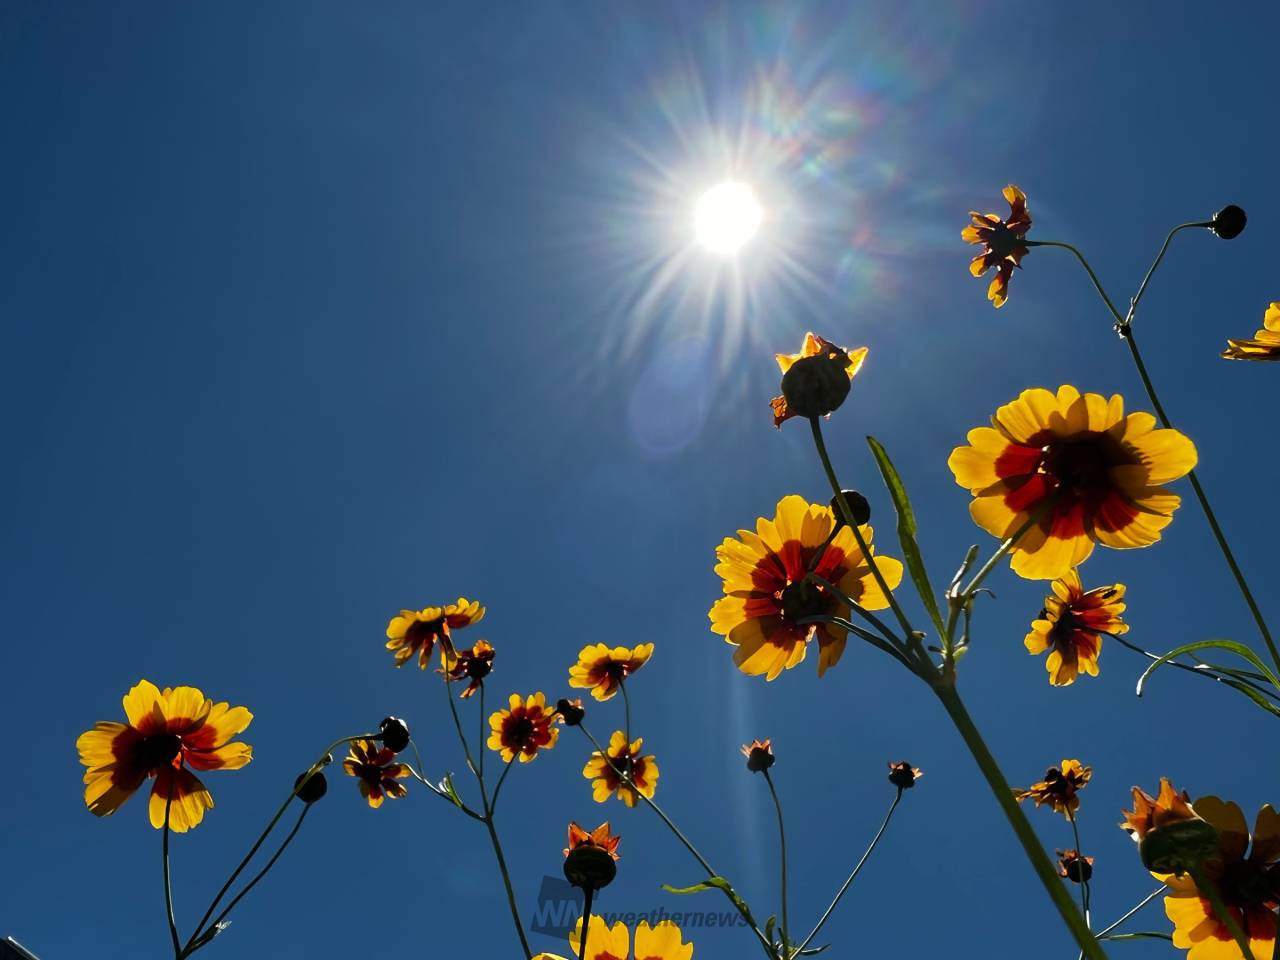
[1138,817,1221,874]
[887,762,922,790]
[378,716,411,753]
[555,698,585,726]
[1210,204,1247,240]
[564,844,617,891]
[779,353,852,420]
[294,770,328,804]
[830,490,871,527]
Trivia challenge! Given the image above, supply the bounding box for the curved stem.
[1094,886,1164,940]
[762,770,790,955]
[1188,865,1256,960]
[482,805,532,960]
[1121,221,1211,328]
[478,682,486,781]
[794,790,900,957]
[1102,630,1280,702]
[490,755,516,812]
[796,613,919,673]
[932,684,1108,959]
[806,574,902,649]
[1024,240,1126,325]
[1067,809,1092,960]
[203,805,312,938]
[163,791,182,958]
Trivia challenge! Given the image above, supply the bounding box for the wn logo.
[530,876,585,939]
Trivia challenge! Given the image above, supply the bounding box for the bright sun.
[693,181,763,255]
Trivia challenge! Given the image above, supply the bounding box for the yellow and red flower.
[566,821,622,860]
[569,643,654,702]
[488,692,559,763]
[1123,778,1200,841]
[948,385,1197,580]
[583,731,659,807]
[1222,302,1280,361]
[1014,759,1091,818]
[443,638,495,698]
[342,738,410,808]
[963,184,1032,308]
[769,333,868,428]
[76,680,253,832]
[709,494,903,679]
[534,916,694,960]
[1158,797,1280,960]
[1024,569,1127,685]
[385,598,484,669]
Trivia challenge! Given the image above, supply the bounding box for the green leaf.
[1136,640,1280,698]
[438,773,464,809]
[662,876,758,927]
[866,436,946,638]
[1098,932,1173,942]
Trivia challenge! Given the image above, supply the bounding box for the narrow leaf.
[1136,639,1280,698]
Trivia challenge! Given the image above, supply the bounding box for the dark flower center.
[139,733,183,770]
[780,580,827,623]
[1219,859,1277,910]
[510,717,535,743]
[1042,434,1122,496]
[405,617,444,646]
[986,221,1025,257]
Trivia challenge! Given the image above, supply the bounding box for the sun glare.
[693,181,763,255]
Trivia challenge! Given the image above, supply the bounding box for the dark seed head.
[564,845,618,891]
[830,490,871,527]
[1211,204,1247,240]
[294,770,328,804]
[378,716,411,753]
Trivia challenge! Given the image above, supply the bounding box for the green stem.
[1188,865,1256,960]
[805,574,902,650]
[1024,240,1126,325]
[932,683,1108,959]
[793,790,901,957]
[1067,809,1092,960]
[1093,886,1164,939]
[163,790,182,959]
[762,770,790,955]
[1120,221,1211,328]
[577,887,594,960]
[621,679,633,747]
[482,802,532,960]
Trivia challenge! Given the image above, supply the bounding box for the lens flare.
[694,181,763,254]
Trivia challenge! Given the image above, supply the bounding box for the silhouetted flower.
[888,761,922,790]
[963,185,1032,308]
[769,332,868,427]
[1014,760,1091,818]
[385,598,484,669]
[741,739,775,773]
[1024,570,1126,685]
[583,731,659,806]
[569,644,654,702]
[342,739,409,809]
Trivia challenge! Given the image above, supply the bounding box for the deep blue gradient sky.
[4,3,1279,958]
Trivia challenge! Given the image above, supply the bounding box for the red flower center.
[510,716,535,743]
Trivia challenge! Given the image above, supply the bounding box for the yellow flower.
[76,680,253,832]
[1222,302,1280,360]
[1122,778,1199,841]
[534,915,694,960]
[569,643,654,702]
[443,639,495,698]
[487,692,559,763]
[1024,569,1127,685]
[341,738,410,808]
[769,332,868,427]
[1159,797,1280,960]
[1014,759,1091,818]
[948,385,1197,580]
[963,184,1032,308]
[583,730,659,807]
[385,597,484,669]
[709,494,903,679]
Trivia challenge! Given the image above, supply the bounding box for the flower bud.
[830,490,871,527]
[1138,817,1221,874]
[741,739,775,773]
[378,716,411,753]
[294,770,328,804]
[564,845,617,891]
[779,352,852,420]
[1210,204,1247,240]
[888,761,922,790]
[555,698,585,726]
[1056,849,1094,884]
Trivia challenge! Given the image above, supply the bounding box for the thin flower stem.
[793,790,901,957]
[1024,240,1126,325]
[1189,865,1256,960]
[204,805,312,936]
[405,739,484,820]
[577,887,594,960]
[806,574,902,649]
[478,682,486,781]
[762,770,790,956]
[1121,221,1211,328]
[163,791,182,959]
[490,755,516,811]
[931,684,1108,959]
[809,416,915,640]
[1067,809,1092,960]
[796,612,921,674]
[443,665,479,778]
[1101,630,1280,702]
[621,679,633,747]
[1093,886,1163,940]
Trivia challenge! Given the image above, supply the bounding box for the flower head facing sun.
[443,639,495,698]
[534,915,694,960]
[710,494,903,680]
[963,184,1032,308]
[385,598,484,670]
[1024,569,1127,685]
[76,680,253,833]
[563,821,622,891]
[569,643,654,702]
[948,385,1197,580]
[1014,759,1092,819]
[488,693,559,763]
[1222,302,1280,361]
[769,333,868,428]
[342,739,410,808]
[583,731,659,807]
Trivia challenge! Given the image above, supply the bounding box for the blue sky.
[4,2,1279,958]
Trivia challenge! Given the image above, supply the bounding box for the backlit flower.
[487,693,559,763]
[385,598,484,669]
[342,738,410,808]
[564,822,621,891]
[533,916,694,960]
[1159,797,1280,960]
[948,385,1197,580]
[76,680,253,833]
[1123,778,1199,842]
[569,643,654,702]
[741,739,775,773]
[1222,302,1280,361]
[1057,849,1094,884]
[1024,569,1126,685]
[963,184,1032,308]
[565,821,622,860]
[1014,760,1091,818]
[888,761,923,790]
[710,494,903,679]
[443,639,495,698]
[583,730,659,807]
[769,332,868,427]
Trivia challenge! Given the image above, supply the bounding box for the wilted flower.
[963,184,1032,308]
[583,731,659,807]
[1121,778,1222,875]
[563,821,621,890]
[385,598,484,669]
[1056,849,1094,884]
[948,385,1197,580]
[444,639,495,698]
[487,693,559,763]
[741,739,775,773]
[569,643,654,702]
[1222,302,1280,361]
[378,716,411,753]
[1014,760,1091,818]
[76,680,253,832]
[769,332,868,427]
[533,916,694,960]
[342,739,410,809]
[710,495,903,679]
[1024,570,1126,685]
[888,761,923,790]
